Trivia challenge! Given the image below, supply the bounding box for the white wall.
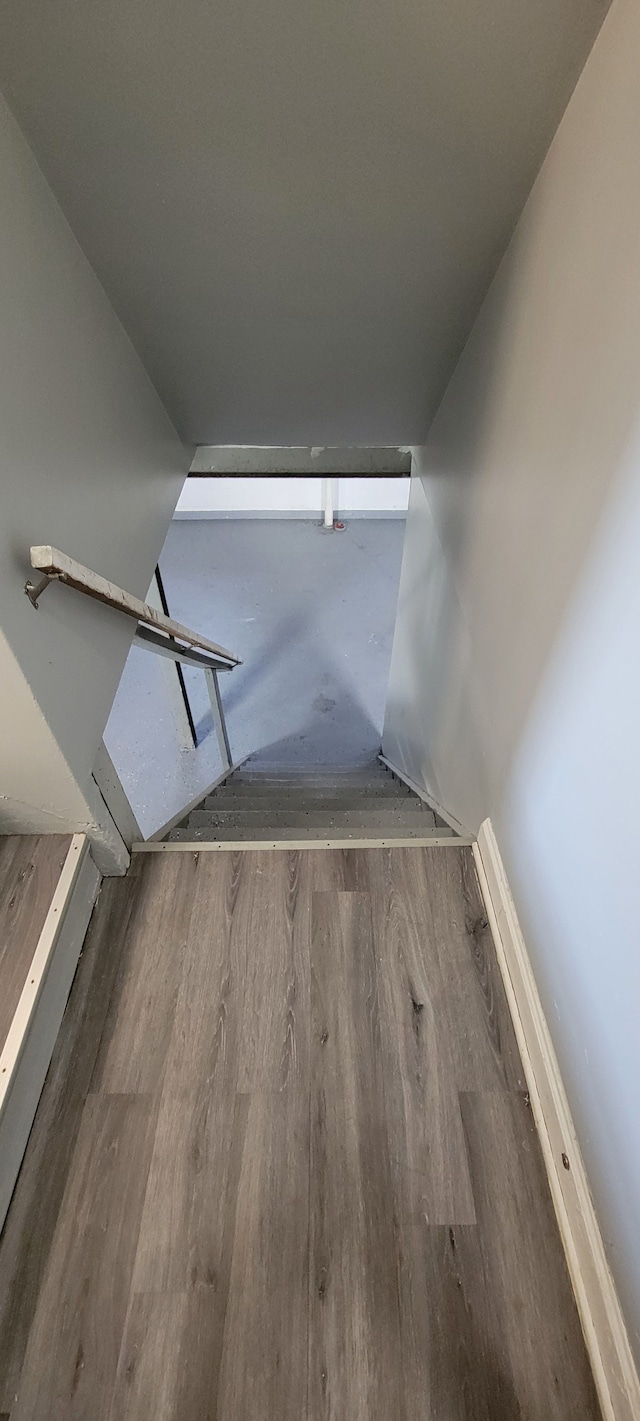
[175,476,409,518]
[506,436,640,1364]
[0,93,187,849]
[384,0,640,1360]
[0,634,92,831]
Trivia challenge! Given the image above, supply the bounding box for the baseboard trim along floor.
[0,834,101,1231]
[473,818,640,1421]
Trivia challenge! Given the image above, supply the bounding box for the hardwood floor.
[0,847,601,1419]
[0,835,71,1053]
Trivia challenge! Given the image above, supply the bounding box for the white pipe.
[323,476,335,528]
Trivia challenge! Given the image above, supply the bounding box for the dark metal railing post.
[153,565,198,748]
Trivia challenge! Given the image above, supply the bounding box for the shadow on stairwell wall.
[204,660,383,770]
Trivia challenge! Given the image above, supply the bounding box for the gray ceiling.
[0,0,607,446]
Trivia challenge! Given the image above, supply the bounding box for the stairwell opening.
[102,448,412,839]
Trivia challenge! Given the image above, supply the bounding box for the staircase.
[162,756,460,844]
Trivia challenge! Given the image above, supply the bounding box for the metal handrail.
[133,623,234,672]
[26,544,241,666]
[26,543,238,770]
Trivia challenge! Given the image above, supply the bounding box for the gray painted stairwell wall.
[383,0,640,1363]
[0,93,188,851]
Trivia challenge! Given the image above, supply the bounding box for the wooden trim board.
[473,818,640,1421]
[92,740,142,848]
[377,753,470,836]
[29,545,240,666]
[0,835,100,1230]
[134,833,474,852]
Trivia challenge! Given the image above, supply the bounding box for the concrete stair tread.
[232,775,395,789]
[234,773,392,784]
[238,760,383,772]
[215,781,409,799]
[204,793,419,812]
[187,806,437,830]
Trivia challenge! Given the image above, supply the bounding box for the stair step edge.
[167,825,458,843]
[188,809,438,830]
[204,794,422,812]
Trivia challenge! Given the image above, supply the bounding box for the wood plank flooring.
[0,835,71,1053]
[0,847,601,1419]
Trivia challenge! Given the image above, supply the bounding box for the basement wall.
[383,0,640,1361]
[0,93,187,854]
[175,476,410,518]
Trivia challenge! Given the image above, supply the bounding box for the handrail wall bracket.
[24,572,60,609]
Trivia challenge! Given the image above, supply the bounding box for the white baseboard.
[473,818,640,1421]
[0,834,100,1229]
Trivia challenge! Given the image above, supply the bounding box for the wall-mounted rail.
[26,545,241,667]
[132,622,235,672]
[26,544,240,771]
